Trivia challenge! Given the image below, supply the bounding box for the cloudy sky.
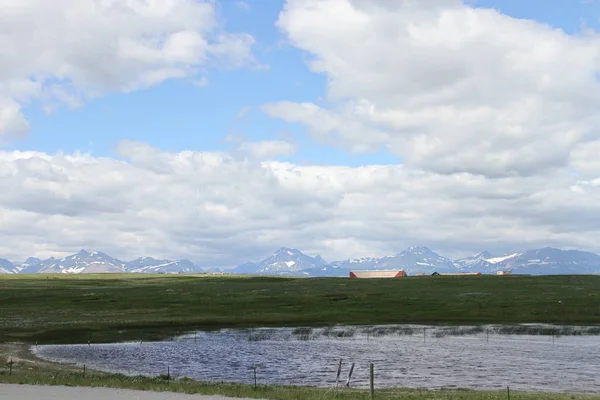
[2,0,600,266]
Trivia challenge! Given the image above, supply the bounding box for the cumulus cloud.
[0,98,29,140]
[237,140,297,159]
[0,0,257,139]
[2,143,600,265]
[265,0,600,177]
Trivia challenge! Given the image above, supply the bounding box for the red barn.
[349,270,407,278]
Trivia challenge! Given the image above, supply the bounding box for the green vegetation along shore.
[0,343,596,400]
[2,274,600,344]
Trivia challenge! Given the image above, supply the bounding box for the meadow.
[1,273,599,344]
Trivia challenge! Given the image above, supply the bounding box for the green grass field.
[2,273,600,344]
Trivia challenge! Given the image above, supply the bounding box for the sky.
[2,0,600,266]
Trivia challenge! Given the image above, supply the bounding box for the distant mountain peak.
[0,258,14,274]
[473,250,492,259]
[274,247,300,256]
[406,245,430,251]
[24,257,41,265]
[234,247,326,276]
[402,246,436,255]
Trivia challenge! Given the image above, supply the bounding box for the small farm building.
[349,270,407,278]
[496,271,512,275]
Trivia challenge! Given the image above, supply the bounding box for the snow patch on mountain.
[487,253,520,264]
[0,258,14,274]
[126,257,201,274]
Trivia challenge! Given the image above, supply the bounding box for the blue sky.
[10,0,598,167]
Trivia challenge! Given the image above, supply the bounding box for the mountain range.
[0,250,204,275]
[2,246,600,276]
[243,246,600,276]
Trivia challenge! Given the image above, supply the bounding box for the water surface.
[34,325,600,394]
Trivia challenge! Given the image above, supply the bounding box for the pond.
[34,325,600,394]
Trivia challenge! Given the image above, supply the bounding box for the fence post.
[370,363,375,400]
[9,359,12,376]
[83,365,86,378]
[335,359,342,387]
[167,366,170,381]
[345,362,355,387]
[507,385,510,400]
[253,365,257,390]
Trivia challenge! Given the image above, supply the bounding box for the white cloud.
[0,97,29,141]
[237,140,297,159]
[0,0,257,139]
[2,142,600,265]
[570,140,600,179]
[192,77,209,87]
[236,1,251,11]
[265,0,600,177]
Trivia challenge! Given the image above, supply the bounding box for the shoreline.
[2,343,598,400]
[22,322,600,347]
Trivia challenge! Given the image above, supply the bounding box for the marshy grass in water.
[493,325,600,336]
[246,329,277,342]
[291,327,314,341]
[247,324,600,342]
[432,326,486,338]
[321,326,356,338]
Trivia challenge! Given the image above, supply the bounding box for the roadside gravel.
[0,384,264,400]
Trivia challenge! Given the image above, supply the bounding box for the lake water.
[34,325,600,394]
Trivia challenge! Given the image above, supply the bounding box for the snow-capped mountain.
[234,247,327,276]
[500,248,600,274]
[454,251,494,272]
[2,250,205,275]
[16,257,42,274]
[304,257,382,277]
[325,247,455,275]
[233,246,456,277]
[453,247,600,275]
[12,251,206,274]
[233,246,600,277]
[5,246,600,276]
[125,257,202,274]
[0,259,14,274]
[379,246,455,274]
[327,257,381,271]
[20,250,127,274]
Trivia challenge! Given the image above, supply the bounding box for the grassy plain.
[1,273,600,344]
[0,344,596,400]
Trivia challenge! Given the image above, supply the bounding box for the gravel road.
[0,384,263,400]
